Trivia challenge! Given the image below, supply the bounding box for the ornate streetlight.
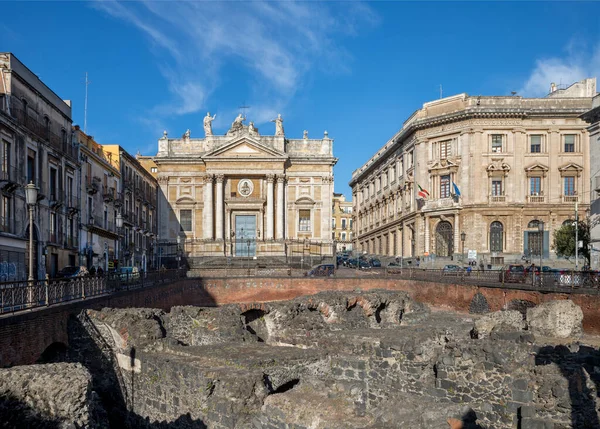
[460,232,466,263]
[176,235,182,270]
[116,212,123,269]
[25,182,38,281]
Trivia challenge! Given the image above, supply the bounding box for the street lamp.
[116,212,123,269]
[247,239,251,274]
[25,182,38,281]
[537,221,544,271]
[176,235,182,270]
[460,232,466,263]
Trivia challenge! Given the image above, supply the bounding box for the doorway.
[435,221,454,257]
[235,215,256,256]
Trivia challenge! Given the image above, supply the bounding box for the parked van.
[305,264,335,277]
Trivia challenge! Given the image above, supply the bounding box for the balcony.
[49,231,59,244]
[527,195,545,203]
[124,179,133,193]
[66,196,80,216]
[490,195,506,203]
[88,214,115,234]
[48,190,63,208]
[422,197,457,211]
[114,192,123,207]
[0,164,20,193]
[102,185,115,203]
[563,195,578,203]
[85,177,99,195]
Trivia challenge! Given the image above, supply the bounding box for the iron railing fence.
[0,269,186,315]
[186,239,336,269]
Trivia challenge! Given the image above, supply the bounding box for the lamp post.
[25,182,38,281]
[116,212,123,270]
[176,235,182,270]
[247,239,251,275]
[460,232,466,263]
[538,221,544,273]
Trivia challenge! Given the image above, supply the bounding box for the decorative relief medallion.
[238,179,254,197]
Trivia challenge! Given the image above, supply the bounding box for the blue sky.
[3,1,600,197]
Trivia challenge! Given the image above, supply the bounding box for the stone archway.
[435,221,453,257]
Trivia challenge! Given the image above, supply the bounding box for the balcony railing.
[66,196,80,214]
[422,197,456,210]
[3,103,67,153]
[102,185,115,202]
[0,164,21,189]
[527,195,545,203]
[85,176,99,195]
[66,235,78,248]
[490,195,506,203]
[563,195,578,203]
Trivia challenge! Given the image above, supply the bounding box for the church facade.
[148,115,337,261]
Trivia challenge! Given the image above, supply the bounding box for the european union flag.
[452,182,461,197]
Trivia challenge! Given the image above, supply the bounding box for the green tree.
[552,221,590,264]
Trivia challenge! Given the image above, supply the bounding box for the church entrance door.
[235,215,257,256]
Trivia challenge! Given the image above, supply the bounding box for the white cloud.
[93,0,378,124]
[520,42,600,97]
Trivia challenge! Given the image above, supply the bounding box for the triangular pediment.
[525,163,549,173]
[203,137,287,160]
[558,162,583,173]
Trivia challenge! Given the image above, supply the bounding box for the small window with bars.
[564,135,576,153]
[179,209,192,231]
[530,135,542,153]
[439,140,451,159]
[299,209,311,232]
[491,134,503,153]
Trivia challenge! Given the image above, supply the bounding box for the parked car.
[386,262,402,274]
[500,264,526,283]
[369,258,382,268]
[306,264,335,277]
[347,258,371,270]
[442,264,463,276]
[55,266,89,279]
[115,266,140,281]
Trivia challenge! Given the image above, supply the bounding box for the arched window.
[527,220,540,229]
[490,221,503,252]
[435,221,453,257]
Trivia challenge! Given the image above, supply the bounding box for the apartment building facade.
[74,127,121,272]
[350,79,595,266]
[103,145,158,271]
[332,193,353,252]
[0,52,79,280]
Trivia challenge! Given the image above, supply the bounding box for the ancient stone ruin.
[1,291,599,428]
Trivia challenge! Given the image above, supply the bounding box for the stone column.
[266,174,274,240]
[276,176,285,240]
[203,175,214,240]
[215,174,224,240]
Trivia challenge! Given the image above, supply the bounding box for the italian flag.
[417,184,430,199]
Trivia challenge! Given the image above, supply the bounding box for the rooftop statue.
[231,113,246,131]
[203,112,216,136]
[271,114,284,136]
[183,129,191,139]
[249,121,259,136]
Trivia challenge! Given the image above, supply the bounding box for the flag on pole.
[417,184,430,199]
[452,182,461,197]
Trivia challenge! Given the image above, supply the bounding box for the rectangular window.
[67,176,73,206]
[491,135,503,152]
[341,219,347,229]
[564,135,575,152]
[492,180,503,196]
[180,209,192,231]
[50,212,57,242]
[440,140,451,159]
[87,197,93,219]
[341,232,347,241]
[299,209,311,232]
[530,135,542,153]
[530,177,541,195]
[1,140,9,179]
[564,176,575,196]
[350,219,353,229]
[390,166,395,183]
[440,175,451,198]
[27,150,36,183]
[49,167,57,201]
[1,195,10,233]
[332,218,336,229]
[151,167,158,173]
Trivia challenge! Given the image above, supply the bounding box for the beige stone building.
[332,193,353,252]
[0,53,78,279]
[74,127,121,272]
[349,79,595,266]
[147,115,336,263]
